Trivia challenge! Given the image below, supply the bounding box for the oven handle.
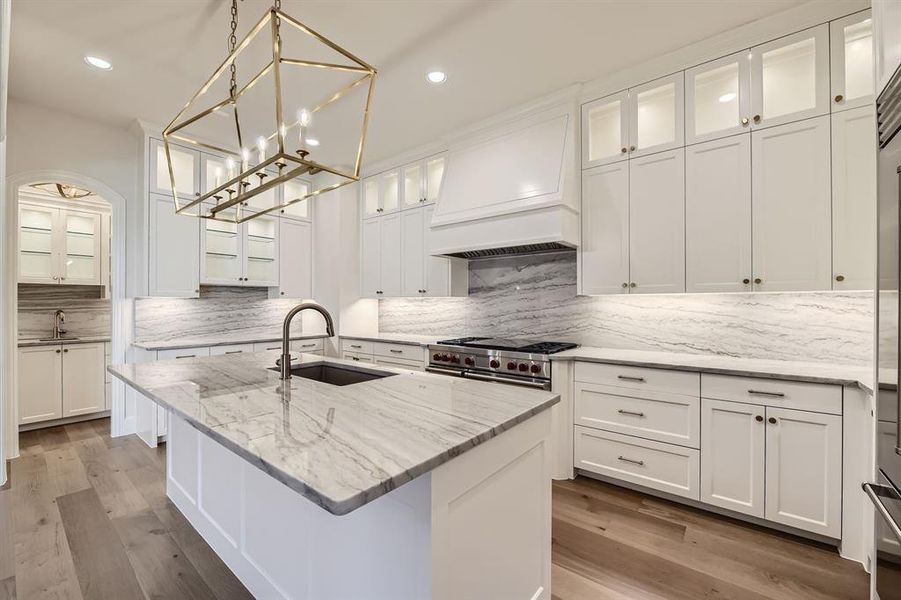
[425,366,464,377]
[863,482,901,543]
[462,370,550,390]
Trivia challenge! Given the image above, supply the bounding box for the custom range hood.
[428,92,580,259]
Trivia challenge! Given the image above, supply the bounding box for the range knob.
[507,362,517,371]
[489,359,500,368]
[518,363,529,372]
[450,355,460,364]
[441,354,450,362]
[530,364,541,374]
[432,353,441,361]
[465,357,475,366]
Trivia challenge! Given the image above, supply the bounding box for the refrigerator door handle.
[863,482,901,543]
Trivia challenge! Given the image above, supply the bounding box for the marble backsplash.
[134,286,304,343]
[379,253,875,366]
[18,284,111,339]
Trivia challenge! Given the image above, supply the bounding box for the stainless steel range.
[426,337,578,390]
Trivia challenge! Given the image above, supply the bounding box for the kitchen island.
[109,351,558,600]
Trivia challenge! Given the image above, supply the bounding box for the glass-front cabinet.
[200,204,279,287]
[244,217,279,286]
[686,51,751,144]
[581,91,629,168]
[629,72,684,158]
[830,10,874,111]
[750,25,830,129]
[380,170,400,214]
[61,210,102,285]
[362,177,380,219]
[280,178,312,220]
[19,203,58,283]
[149,138,200,200]
[402,162,422,209]
[425,156,445,204]
[18,202,103,285]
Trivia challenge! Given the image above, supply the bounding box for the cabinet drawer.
[575,362,699,396]
[341,338,374,354]
[157,347,211,360]
[574,427,700,500]
[292,339,325,353]
[373,342,421,361]
[374,356,423,371]
[575,382,700,448]
[343,351,374,364]
[254,341,285,353]
[701,374,841,415]
[209,343,254,356]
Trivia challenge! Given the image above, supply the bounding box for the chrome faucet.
[53,310,67,340]
[280,301,335,380]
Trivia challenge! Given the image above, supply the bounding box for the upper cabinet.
[685,51,751,144]
[582,91,629,168]
[629,73,685,158]
[149,193,199,297]
[749,25,830,129]
[149,138,201,200]
[200,207,279,287]
[280,177,312,221]
[830,10,874,112]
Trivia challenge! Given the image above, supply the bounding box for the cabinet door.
[18,346,62,424]
[379,212,403,296]
[685,51,751,144]
[362,177,381,219]
[685,134,752,292]
[150,138,200,200]
[424,155,445,205]
[830,10,874,112]
[244,216,279,286]
[60,209,102,285]
[277,219,312,298]
[751,116,831,291]
[62,343,105,418]
[361,217,381,297]
[629,149,685,293]
[380,170,400,215]
[18,203,59,284]
[201,152,237,196]
[580,162,630,294]
[750,25,830,129]
[402,161,424,210]
[700,399,765,518]
[764,407,842,538]
[582,91,630,168]
[874,0,901,95]
[401,207,425,296]
[201,206,243,286]
[629,73,685,158]
[832,106,877,290]
[243,169,279,214]
[423,204,451,297]
[281,178,312,221]
[149,193,200,297]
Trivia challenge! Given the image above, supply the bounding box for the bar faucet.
[53,310,67,340]
[280,301,335,380]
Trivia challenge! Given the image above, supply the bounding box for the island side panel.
[165,413,433,600]
[430,409,553,600]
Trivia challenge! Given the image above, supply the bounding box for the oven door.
[865,472,901,599]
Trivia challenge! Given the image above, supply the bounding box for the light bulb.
[225,156,235,178]
[298,108,312,127]
[257,136,267,163]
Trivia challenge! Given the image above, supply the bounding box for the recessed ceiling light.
[84,55,112,71]
[718,92,736,103]
[426,70,447,84]
[306,138,320,147]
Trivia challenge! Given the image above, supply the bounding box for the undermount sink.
[269,363,396,386]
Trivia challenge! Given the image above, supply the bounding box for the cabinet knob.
[629,145,636,152]
[60,277,66,281]
[835,274,845,282]
[755,415,763,422]
[621,282,628,288]
[55,349,61,354]
[753,115,761,124]
[741,117,749,126]
[768,417,777,424]
[629,282,637,288]
[834,94,844,103]
[754,277,762,284]
[620,147,627,154]
[63,349,68,353]
[280,291,285,295]
[742,278,750,284]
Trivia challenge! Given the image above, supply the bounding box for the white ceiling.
[10,0,812,164]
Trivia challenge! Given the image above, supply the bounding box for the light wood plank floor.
[0,419,869,599]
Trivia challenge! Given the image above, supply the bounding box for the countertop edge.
[338,333,442,347]
[132,334,330,351]
[18,336,111,348]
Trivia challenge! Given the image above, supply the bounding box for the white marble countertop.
[18,335,111,348]
[132,333,329,351]
[108,351,559,515]
[552,346,873,392]
[339,332,452,347]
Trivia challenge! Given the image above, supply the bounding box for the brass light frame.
[162,7,377,224]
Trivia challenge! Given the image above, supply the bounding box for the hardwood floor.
[0,419,870,599]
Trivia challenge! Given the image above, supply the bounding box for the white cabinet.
[62,343,105,417]
[832,105,877,290]
[401,205,466,297]
[18,203,59,284]
[361,217,382,297]
[629,72,685,158]
[18,202,104,286]
[629,148,685,293]
[423,205,466,297]
[685,134,752,292]
[830,10,874,112]
[379,212,402,296]
[243,216,279,286]
[874,0,901,95]
[150,138,201,200]
[149,193,199,297]
[749,25,830,129]
[685,51,751,144]
[18,346,63,424]
[275,219,312,299]
[751,115,832,291]
[700,398,765,518]
[280,177,313,221]
[209,343,255,356]
[402,161,424,210]
[764,406,842,538]
[400,155,445,209]
[582,91,630,168]
[362,177,381,219]
[580,162,630,294]
[18,343,105,426]
[201,210,279,287]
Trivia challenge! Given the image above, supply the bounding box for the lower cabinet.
[18,342,106,426]
[340,338,425,369]
[209,343,255,356]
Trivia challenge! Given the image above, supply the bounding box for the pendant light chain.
[228,0,238,100]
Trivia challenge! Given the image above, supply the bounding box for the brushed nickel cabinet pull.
[618,375,646,383]
[617,456,645,466]
[748,389,785,397]
[741,117,749,126]
[617,409,645,417]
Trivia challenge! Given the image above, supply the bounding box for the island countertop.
[109,351,559,515]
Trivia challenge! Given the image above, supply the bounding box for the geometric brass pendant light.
[163,0,377,224]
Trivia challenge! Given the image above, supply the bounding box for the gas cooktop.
[436,337,578,354]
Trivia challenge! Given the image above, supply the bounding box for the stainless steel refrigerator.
[869,62,901,600]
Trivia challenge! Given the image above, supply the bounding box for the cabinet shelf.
[20,249,52,256]
[205,251,239,258]
[21,225,53,233]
